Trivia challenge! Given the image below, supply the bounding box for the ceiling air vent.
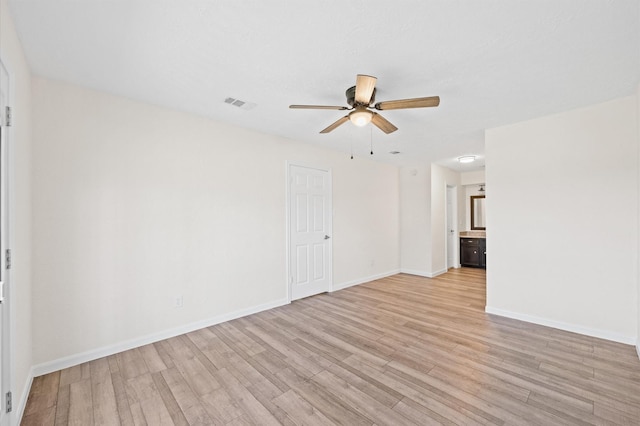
[389,151,401,155]
[224,97,257,110]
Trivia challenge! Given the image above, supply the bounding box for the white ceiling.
[8,0,640,170]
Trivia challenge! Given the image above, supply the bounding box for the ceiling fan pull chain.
[370,127,374,155]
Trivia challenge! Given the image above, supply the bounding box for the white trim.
[400,268,447,278]
[285,162,291,303]
[16,367,34,425]
[32,298,288,377]
[445,184,459,270]
[485,306,636,345]
[430,268,448,277]
[636,340,640,361]
[332,269,400,292]
[0,55,15,426]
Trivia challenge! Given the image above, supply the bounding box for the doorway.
[287,164,333,301]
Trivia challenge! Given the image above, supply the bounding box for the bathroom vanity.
[460,236,486,268]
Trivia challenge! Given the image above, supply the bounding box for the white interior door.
[289,164,332,300]
[0,58,11,426]
[446,185,456,269]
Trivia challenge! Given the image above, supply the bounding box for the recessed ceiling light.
[457,155,476,163]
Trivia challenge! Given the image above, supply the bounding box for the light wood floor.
[21,268,640,425]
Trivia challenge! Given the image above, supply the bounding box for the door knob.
[324,235,330,240]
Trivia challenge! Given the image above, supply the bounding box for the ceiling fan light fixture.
[458,155,476,164]
[349,108,373,127]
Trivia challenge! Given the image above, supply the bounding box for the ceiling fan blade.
[355,74,377,105]
[371,113,398,134]
[290,104,349,110]
[375,96,440,110]
[320,115,350,133]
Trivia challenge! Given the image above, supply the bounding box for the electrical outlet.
[174,295,183,308]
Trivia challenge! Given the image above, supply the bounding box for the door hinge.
[5,391,11,413]
[5,106,11,127]
[5,249,10,270]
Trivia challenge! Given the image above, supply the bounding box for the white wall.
[399,165,432,275]
[430,164,461,274]
[31,77,400,368]
[486,96,638,344]
[332,163,400,288]
[399,164,464,276]
[1,0,33,420]
[460,170,485,186]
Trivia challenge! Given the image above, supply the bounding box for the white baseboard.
[332,269,400,291]
[400,268,447,278]
[16,366,35,425]
[636,340,640,361]
[485,306,636,345]
[430,268,448,277]
[31,298,289,378]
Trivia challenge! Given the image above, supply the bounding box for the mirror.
[471,195,486,230]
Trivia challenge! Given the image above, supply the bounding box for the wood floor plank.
[199,387,245,424]
[117,348,149,380]
[271,389,336,426]
[23,372,60,417]
[172,355,221,397]
[342,354,485,425]
[213,367,281,426]
[89,358,120,426]
[21,269,640,425]
[21,406,56,426]
[426,365,578,425]
[124,372,175,425]
[593,401,640,425]
[110,371,135,426]
[311,369,415,425]
[153,340,177,370]
[392,397,455,426]
[289,377,373,426]
[159,367,214,425]
[385,362,509,425]
[138,343,168,373]
[68,379,94,425]
[53,384,70,426]
[59,363,88,387]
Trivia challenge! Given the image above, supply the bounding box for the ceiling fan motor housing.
[346,86,376,107]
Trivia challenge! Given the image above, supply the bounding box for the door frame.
[0,55,14,426]
[445,184,459,269]
[285,161,333,302]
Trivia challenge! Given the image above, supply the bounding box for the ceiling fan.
[290,74,440,134]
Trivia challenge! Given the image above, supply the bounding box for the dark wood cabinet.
[460,238,486,268]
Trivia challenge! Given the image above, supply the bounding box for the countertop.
[460,231,486,238]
